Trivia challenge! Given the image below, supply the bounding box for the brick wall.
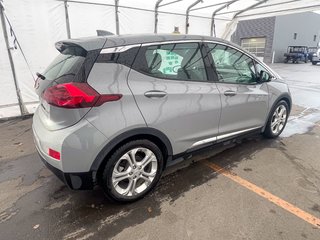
[231,17,276,63]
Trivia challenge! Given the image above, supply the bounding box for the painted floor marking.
[203,160,320,228]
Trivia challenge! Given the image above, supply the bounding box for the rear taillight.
[42,83,122,108]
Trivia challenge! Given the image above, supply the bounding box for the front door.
[206,43,269,137]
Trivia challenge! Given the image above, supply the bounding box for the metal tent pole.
[0,2,27,117]
[233,0,268,19]
[115,0,119,34]
[238,4,320,19]
[185,0,202,34]
[56,0,228,21]
[64,0,71,38]
[222,0,268,40]
[154,0,183,33]
[210,0,239,37]
[215,0,302,16]
[154,0,163,33]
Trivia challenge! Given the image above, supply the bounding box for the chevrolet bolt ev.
[33,34,291,202]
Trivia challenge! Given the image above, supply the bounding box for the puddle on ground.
[281,111,320,138]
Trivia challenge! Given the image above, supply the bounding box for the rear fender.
[90,128,173,172]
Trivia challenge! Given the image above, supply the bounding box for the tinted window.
[96,47,140,67]
[43,46,86,82]
[133,43,208,82]
[208,43,257,84]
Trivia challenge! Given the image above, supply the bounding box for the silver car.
[32,34,291,202]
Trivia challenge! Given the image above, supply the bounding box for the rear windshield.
[43,46,87,82]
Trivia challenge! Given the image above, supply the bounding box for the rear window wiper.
[36,72,46,80]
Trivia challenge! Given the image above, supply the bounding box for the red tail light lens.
[42,83,122,108]
[48,148,61,160]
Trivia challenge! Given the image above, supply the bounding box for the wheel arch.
[91,128,173,181]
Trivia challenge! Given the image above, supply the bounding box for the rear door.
[127,42,221,154]
[206,42,269,138]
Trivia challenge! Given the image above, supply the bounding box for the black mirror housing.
[258,70,271,82]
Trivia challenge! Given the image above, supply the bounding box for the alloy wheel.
[271,105,287,135]
[111,148,158,197]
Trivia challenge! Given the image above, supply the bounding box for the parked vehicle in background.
[284,46,308,63]
[311,48,320,65]
[308,47,318,62]
[32,34,292,203]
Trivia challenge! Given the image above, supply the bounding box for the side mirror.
[258,70,271,83]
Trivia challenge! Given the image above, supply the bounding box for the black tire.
[312,61,317,65]
[263,100,289,139]
[100,139,164,203]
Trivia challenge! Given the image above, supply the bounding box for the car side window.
[133,43,208,82]
[207,43,257,84]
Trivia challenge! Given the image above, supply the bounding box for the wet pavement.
[0,63,320,239]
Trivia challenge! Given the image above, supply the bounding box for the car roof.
[57,33,234,51]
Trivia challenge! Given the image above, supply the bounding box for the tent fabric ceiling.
[0,0,320,118]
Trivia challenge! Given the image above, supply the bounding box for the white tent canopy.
[1,0,319,118]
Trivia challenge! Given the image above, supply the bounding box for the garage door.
[241,37,266,61]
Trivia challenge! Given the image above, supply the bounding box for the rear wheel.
[100,140,163,203]
[312,61,317,65]
[263,101,289,138]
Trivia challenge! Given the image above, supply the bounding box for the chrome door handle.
[144,90,167,98]
[224,90,237,96]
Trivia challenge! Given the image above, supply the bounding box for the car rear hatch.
[35,38,106,131]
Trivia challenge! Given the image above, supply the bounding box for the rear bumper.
[32,106,108,190]
[38,152,95,190]
[32,107,108,173]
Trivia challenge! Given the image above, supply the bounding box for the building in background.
[231,12,320,63]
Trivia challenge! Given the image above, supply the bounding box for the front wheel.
[263,100,289,138]
[100,140,164,203]
[312,61,317,65]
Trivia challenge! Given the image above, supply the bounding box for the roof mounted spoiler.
[55,41,86,53]
[96,30,115,36]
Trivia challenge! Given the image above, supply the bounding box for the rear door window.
[132,42,208,82]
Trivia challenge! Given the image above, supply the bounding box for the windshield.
[289,47,307,53]
[43,46,86,82]
[308,47,317,53]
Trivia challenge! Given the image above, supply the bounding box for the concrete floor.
[0,63,320,240]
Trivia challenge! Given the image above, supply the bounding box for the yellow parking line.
[203,160,320,228]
